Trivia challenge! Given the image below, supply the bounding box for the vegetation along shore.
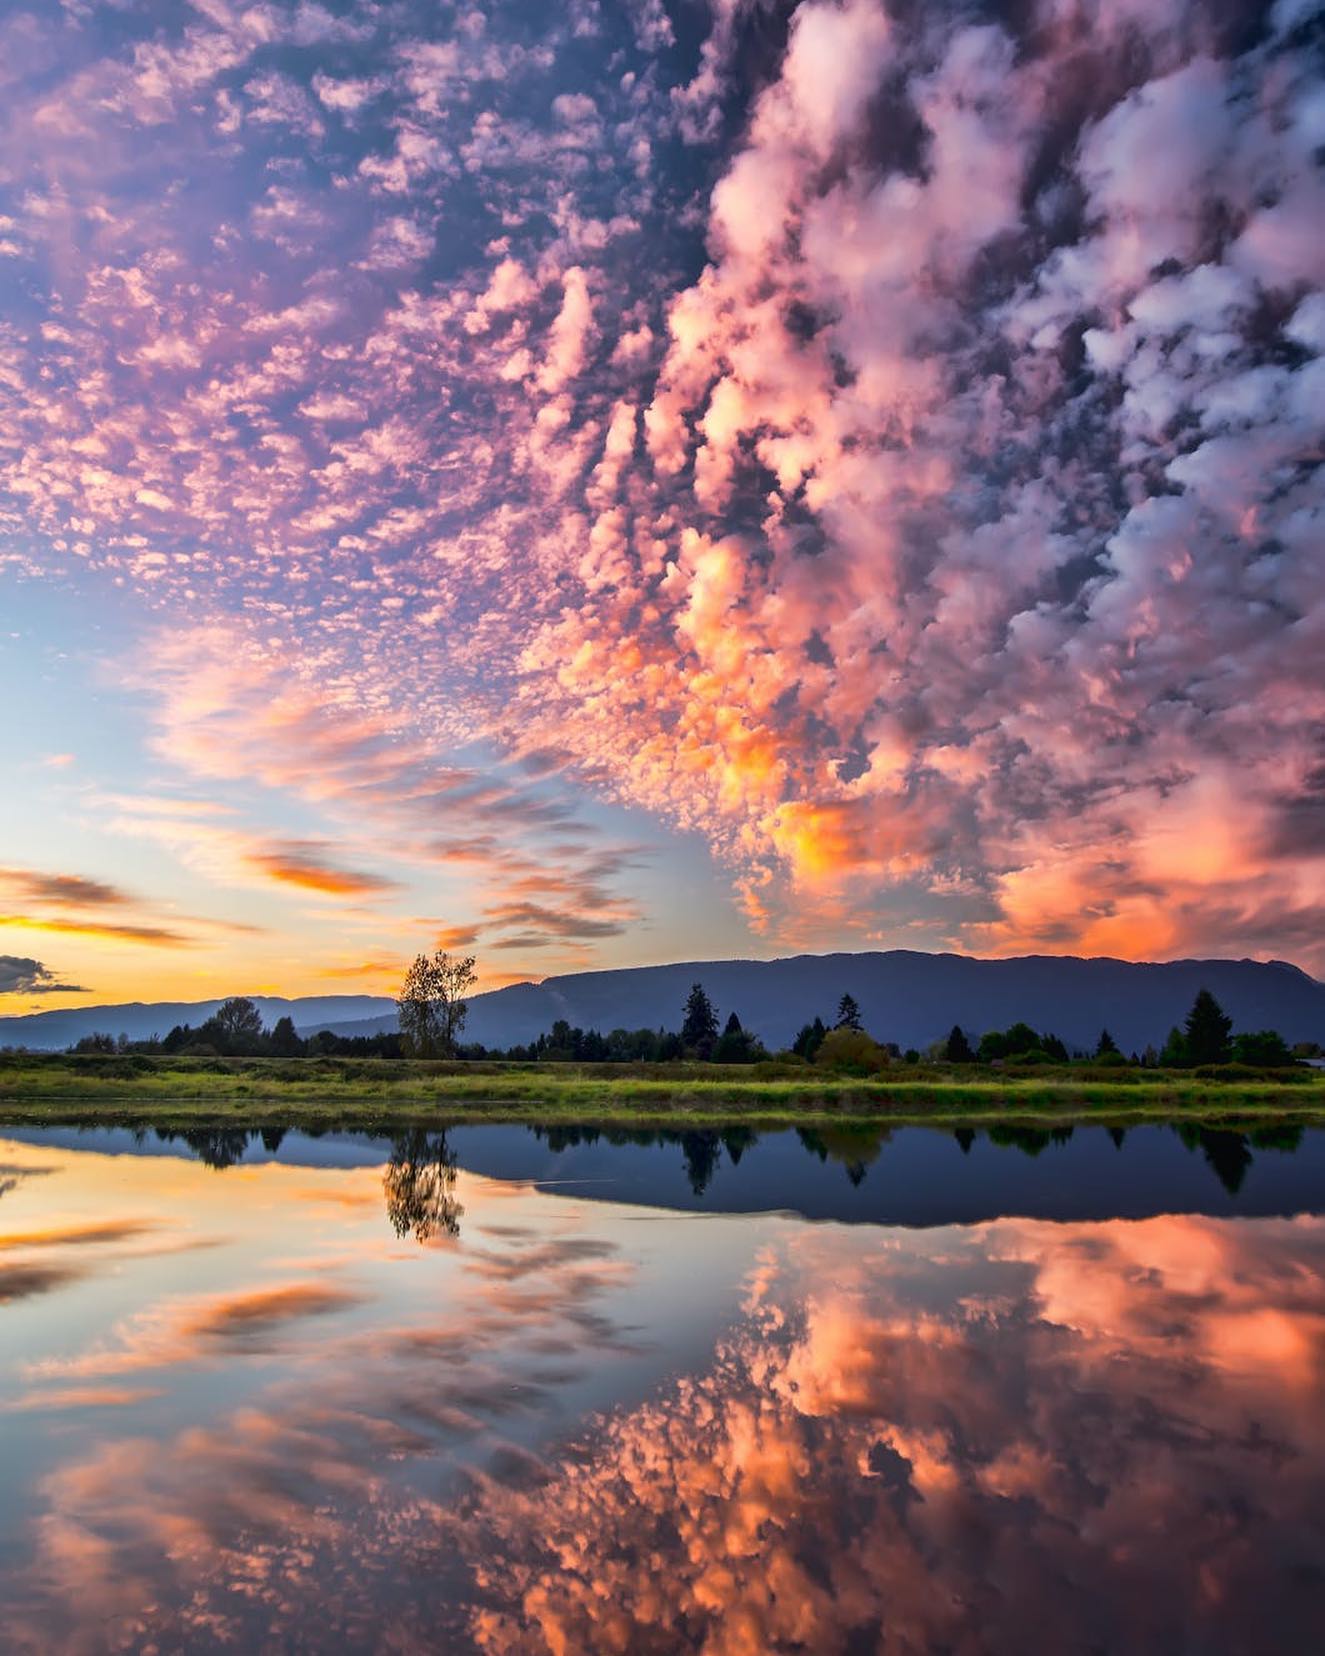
[2,1051,1320,1134]
[4,965,1321,1131]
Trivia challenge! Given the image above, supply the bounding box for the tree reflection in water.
[1177,1125,1254,1195]
[174,1128,254,1170]
[798,1124,893,1186]
[143,1119,1310,1219]
[384,1129,464,1242]
[679,1130,721,1195]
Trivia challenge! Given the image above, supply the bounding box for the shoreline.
[2,1054,1321,1131]
[2,1095,1322,1135]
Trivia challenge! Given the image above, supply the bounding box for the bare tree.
[396,951,477,1058]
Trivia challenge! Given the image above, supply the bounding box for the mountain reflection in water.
[0,1126,1321,1654]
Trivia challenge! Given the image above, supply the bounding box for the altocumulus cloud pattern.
[2,0,1323,968]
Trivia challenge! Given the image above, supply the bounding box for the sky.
[0,0,1322,1014]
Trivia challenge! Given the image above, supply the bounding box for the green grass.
[0,1051,1320,1133]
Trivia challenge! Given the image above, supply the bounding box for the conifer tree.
[1160,1026,1188,1066]
[1183,988,1232,1065]
[681,982,719,1057]
[269,1015,304,1057]
[945,1024,975,1063]
[792,1016,827,1060]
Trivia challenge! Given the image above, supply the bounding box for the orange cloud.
[0,1260,88,1303]
[0,869,131,908]
[320,957,408,980]
[3,1385,164,1412]
[0,915,193,947]
[434,925,480,950]
[28,1280,365,1380]
[0,1220,160,1251]
[244,840,400,898]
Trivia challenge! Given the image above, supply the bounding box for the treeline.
[71,997,401,1059]
[937,988,1305,1068]
[142,1118,1305,1206]
[464,984,767,1063]
[68,984,1317,1070]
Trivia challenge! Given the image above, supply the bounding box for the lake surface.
[1,1122,1322,1653]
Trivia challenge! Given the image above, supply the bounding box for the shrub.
[815,1028,890,1074]
[1231,1030,1294,1067]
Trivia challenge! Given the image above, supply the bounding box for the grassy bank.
[0,1052,1320,1131]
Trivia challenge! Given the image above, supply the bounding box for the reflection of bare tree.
[384,1130,463,1242]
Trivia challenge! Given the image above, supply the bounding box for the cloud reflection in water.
[459,1216,1325,1656]
[0,1137,1320,1654]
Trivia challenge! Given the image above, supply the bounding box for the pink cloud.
[535,264,593,393]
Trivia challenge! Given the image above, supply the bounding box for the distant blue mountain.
[0,995,393,1053]
[6,952,1321,1055]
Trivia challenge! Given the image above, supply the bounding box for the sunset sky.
[2,0,1322,1013]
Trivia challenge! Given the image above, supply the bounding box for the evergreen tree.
[1159,1026,1187,1066]
[681,982,719,1057]
[835,992,863,1031]
[944,1024,975,1063]
[1183,988,1232,1065]
[547,1019,575,1058]
[1095,1028,1119,1057]
[161,1023,193,1053]
[792,1016,827,1060]
[714,1011,763,1064]
[269,1015,304,1057]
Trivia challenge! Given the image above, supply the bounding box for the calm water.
[1,1122,1322,1654]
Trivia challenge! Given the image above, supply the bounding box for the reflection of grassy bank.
[0,1052,1321,1129]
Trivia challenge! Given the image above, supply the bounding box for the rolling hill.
[0,995,393,1054]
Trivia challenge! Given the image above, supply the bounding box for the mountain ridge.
[2,951,1322,1054]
